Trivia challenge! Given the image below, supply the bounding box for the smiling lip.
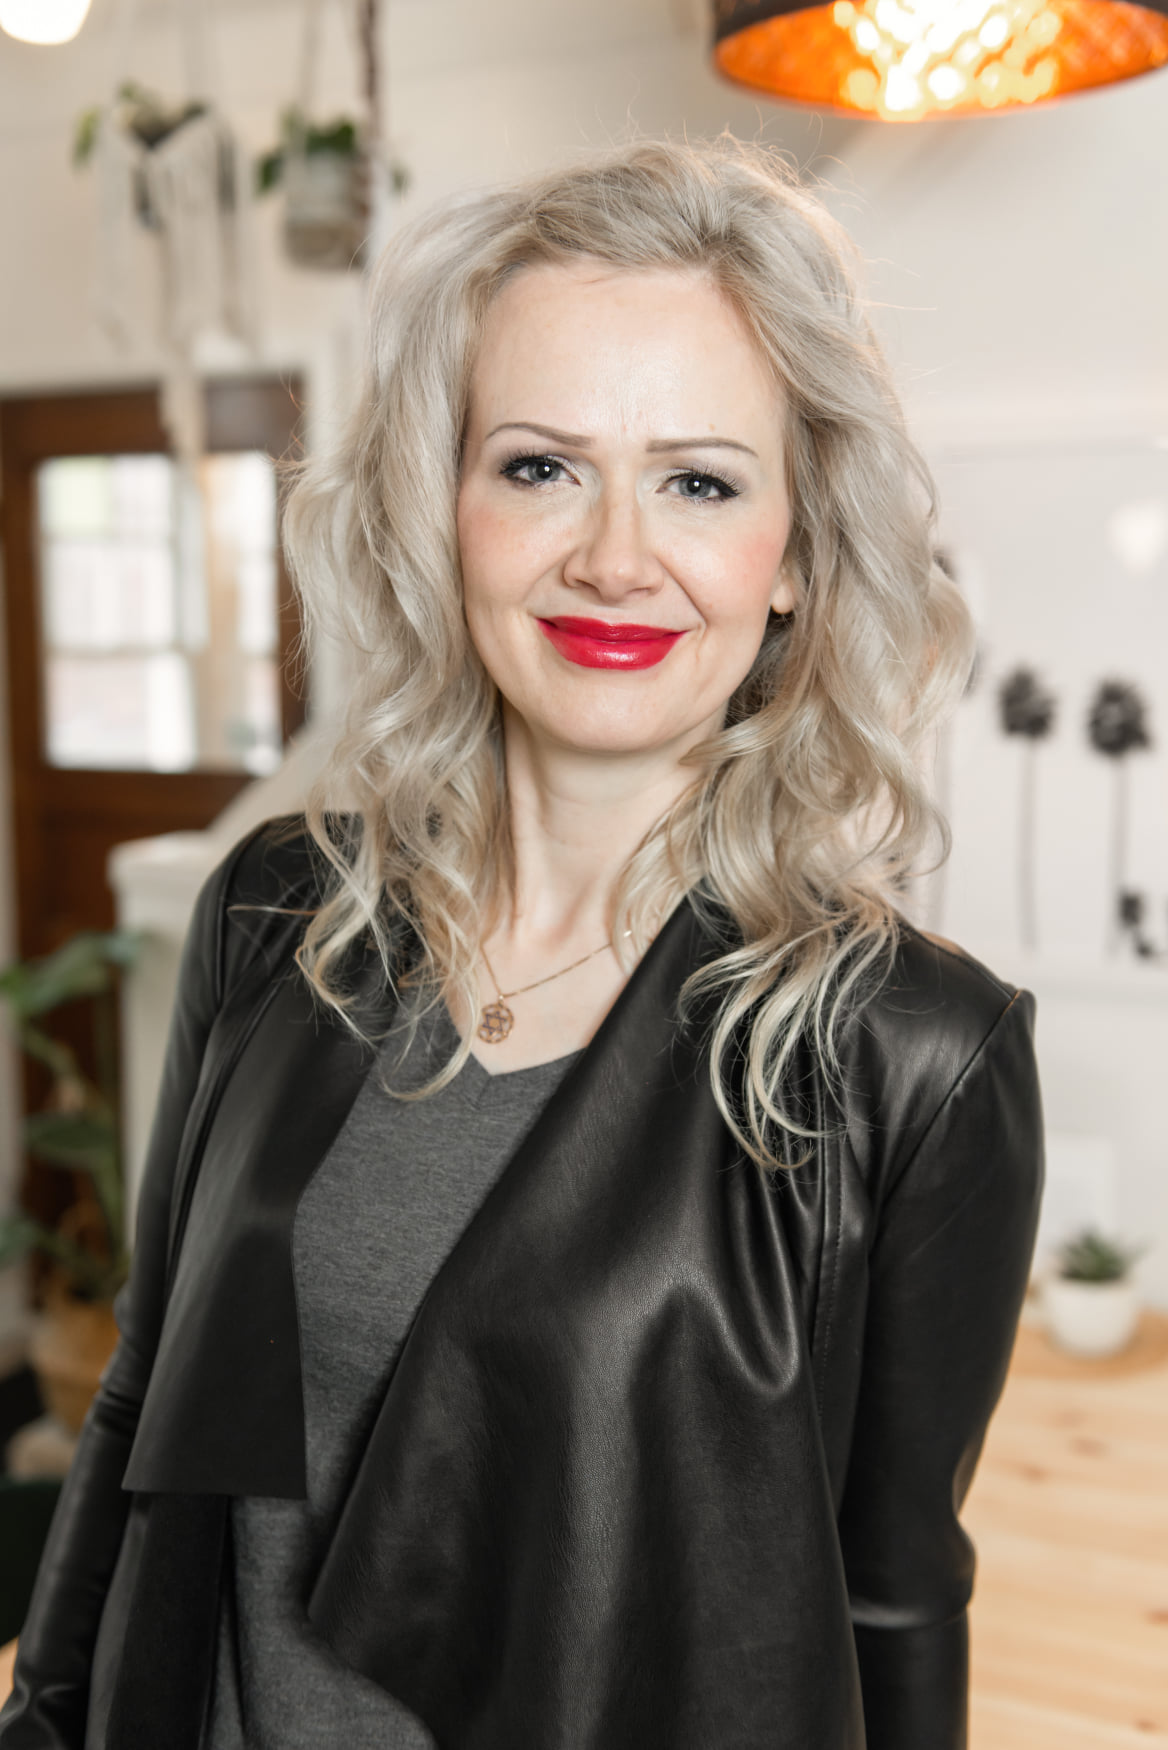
[537,616,686,671]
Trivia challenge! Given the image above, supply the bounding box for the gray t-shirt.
[205,1008,580,1749]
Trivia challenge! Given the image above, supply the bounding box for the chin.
[535,708,712,761]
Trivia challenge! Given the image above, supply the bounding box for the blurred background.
[0,2,1165,1741]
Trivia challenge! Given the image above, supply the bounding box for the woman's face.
[457,261,795,766]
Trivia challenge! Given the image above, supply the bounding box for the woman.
[2,138,1043,1750]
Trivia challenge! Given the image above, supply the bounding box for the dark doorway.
[1,375,305,1237]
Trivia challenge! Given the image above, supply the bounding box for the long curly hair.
[282,136,974,1170]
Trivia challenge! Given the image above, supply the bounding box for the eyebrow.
[484,421,759,460]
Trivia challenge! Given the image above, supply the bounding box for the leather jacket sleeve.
[0,834,259,1749]
[838,989,1044,1750]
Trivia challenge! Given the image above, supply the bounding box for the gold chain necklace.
[477,937,620,1044]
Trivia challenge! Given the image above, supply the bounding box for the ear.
[769,568,797,617]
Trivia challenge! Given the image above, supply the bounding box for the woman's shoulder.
[218,811,331,906]
[832,916,1038,1176]
[192,813,343,1002]
[867,916,1031,1056]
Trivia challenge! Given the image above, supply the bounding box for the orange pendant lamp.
[713,0,1168,118]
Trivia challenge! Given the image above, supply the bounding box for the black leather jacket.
[1,819,1043,1750]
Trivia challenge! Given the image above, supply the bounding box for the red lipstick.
[537,616,685,671]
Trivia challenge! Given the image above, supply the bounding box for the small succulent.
[1055,1227,1143,1284]
[998,666,1057,739]
[1087,679,1152,758]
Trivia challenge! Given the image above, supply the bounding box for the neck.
[493,704,703,947]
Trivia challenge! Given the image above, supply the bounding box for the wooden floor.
[2,1311,1166,1738]
[966,1308,1168,1749]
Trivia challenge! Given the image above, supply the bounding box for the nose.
[563,485,665,602]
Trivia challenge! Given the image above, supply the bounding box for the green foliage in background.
[256,107,361,195]
[0,931,140,1302]
[1055,1227,1144,1284]
[255,106,410,198]
[73,81,208,168]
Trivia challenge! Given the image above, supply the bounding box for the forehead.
[467,260,782,443]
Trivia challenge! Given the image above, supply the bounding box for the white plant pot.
[1043,1276,1139,1358]
[282,150,366,270]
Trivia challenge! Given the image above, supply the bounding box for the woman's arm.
[0,840,252,1749]
[837,990,1044,1750]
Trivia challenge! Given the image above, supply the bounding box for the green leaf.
[22,1111,123,1250]
[256,149,284,194]
[0,1210,128,1299]
[0,1214,53,1270]
[0,930,139,1019]
[15,1024,79,1082]
[73,106,102,168]
[0,1214,98,1286]
[23,1111,117,1169]
[304,119,358,157]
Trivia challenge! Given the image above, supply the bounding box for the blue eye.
[500,454,567,486]
[667,470,739,502]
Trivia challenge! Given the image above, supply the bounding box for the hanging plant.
[1087,678,1153,956]
[73,81,229,230]
[256,109,360,193]
[256,106,407,270]
[997,666,1057,952]
[74,82,208,163]
[70,63,251,462]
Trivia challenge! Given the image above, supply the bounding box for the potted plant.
[256,106,368,269]
[1043,1228,1144,1359]
[73,81,223,230]
[0,931,139,1432]
[256,106,408,270]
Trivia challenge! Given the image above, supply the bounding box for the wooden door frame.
[0,375,306,960]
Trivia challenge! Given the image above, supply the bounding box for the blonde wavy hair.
[283,135,974,1170]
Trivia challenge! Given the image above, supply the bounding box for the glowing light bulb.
[927,61,968,96]
[885,62,925,106]
[843,66,881,104]
[0,0,92,43]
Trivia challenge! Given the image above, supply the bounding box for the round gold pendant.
[478,1000,514,1044]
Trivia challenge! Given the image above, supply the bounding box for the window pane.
[42,537,176,649]
[37,452,285,772]
[46,653,196,771]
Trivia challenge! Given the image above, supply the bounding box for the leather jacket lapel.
[123,952,392,1497]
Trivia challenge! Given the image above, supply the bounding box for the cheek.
[741,526,789,581]
[457,495,558,604]
[697,523,791,625]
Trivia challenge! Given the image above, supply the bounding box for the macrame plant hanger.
[282,0,387,270]
[92,0,254,463]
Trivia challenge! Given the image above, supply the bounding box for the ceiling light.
[713,0,1168,119]
[0,0,93,45]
